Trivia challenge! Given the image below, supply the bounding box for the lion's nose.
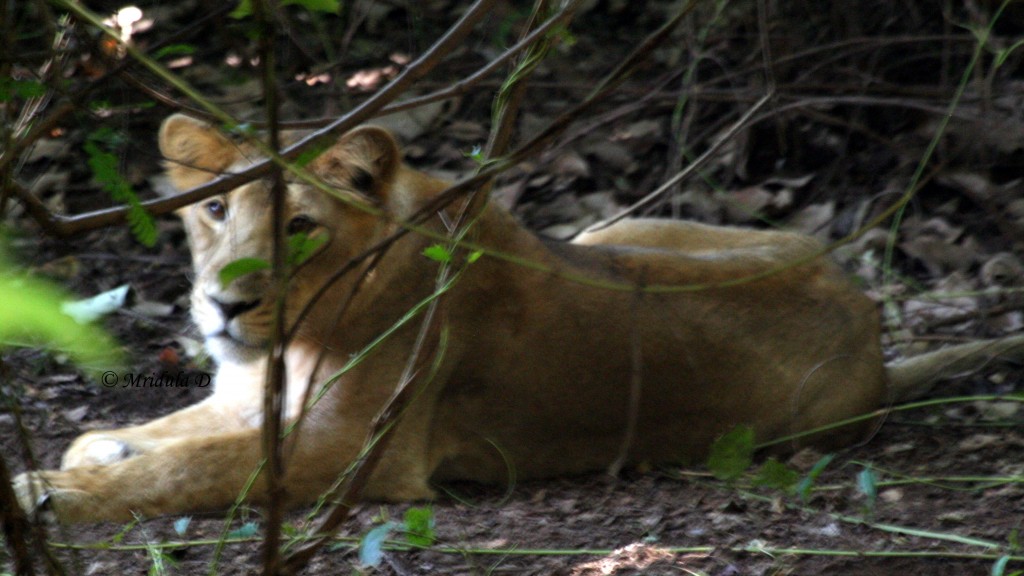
[209,297,260,320]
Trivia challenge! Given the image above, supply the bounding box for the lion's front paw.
[62,432,136,469]
[13,472,53,522]
[12,470,93,524]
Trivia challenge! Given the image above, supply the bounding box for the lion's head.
[158,114,417,364]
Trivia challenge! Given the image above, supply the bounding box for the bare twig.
[248,0,291,572]
[0,7,72,217]
[265,0,587,458]
[413,0,697,224]
[300,7,575,529]
[17,0,499,238]
[0,452,37,576]
[281,292,447,571]
[465,0,567,220]
[0,383,66,576]
[585,0,772,233]
[585,90,770,231]
[284,2,702,569]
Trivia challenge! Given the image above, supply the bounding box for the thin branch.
[271,0,585,471]
[584,0,772,233]
[0,383,66,576]
[281,274,454,571]
[397,0,695,241]
[0,451,38,576]
[284,2,695,569]
[249,0,290,572]
[221,0,587,470]
[586,105,774,234]
[21,0,499,238]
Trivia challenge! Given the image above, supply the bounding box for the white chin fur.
[206,335,266,364]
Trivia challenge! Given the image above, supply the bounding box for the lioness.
[14,114,1024,523]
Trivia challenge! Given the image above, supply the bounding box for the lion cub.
[17,114,894,523]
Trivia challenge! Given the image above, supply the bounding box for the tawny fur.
[14,115,1024,523]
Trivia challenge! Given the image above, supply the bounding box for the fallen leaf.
[973,400,1020,421]
[374,99,448,141]
[816,522,842,537]
[25,138,68,163]
[723,185,773,223]
[551,151,590,179]
[980,252,1024,287]
[957,434,1000,451]
[540,223,579,240]
[62,284,132,323]
[578,191,620,219]
[63,405,90,422]
[614,119,662,142]
[902,272,978,327]
[938,511,968,525]
[582,139,636,173]
[787,201,835,238]
[880,488,904,503]
[132,300,175,318]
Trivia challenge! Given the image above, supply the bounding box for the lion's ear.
[310,126,400,201]
[158,114,241,191]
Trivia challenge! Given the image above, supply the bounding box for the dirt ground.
[3,307,1023,575]
[4,1,1024,574]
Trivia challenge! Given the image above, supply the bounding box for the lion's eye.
[286,215,317,236]
[205,200,227,221]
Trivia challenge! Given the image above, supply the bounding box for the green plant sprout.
[230,0,340,19]
[0,254,120,372]
[358,506,436,568]
[84,128,157,247]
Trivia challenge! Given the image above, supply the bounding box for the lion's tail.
[885,334,1024,402]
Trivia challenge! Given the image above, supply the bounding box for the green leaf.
[706,425,755,481]
[153,44,196,60]
[84,134,157,247]
[422,244,453,263]
[293,140,332,168]
[403,507,435,547]
[0,270,120,372]
[288,232,328,266]
[283,0,340,13]
[172,516,191,537]
[226,521,259,538]
[857,467,878,504]
[228,122,256,136]
[230,0,252,18]
[993,555,1010,576]
[994,38,1024,69]
[0,78,46,102]
[753,458,799,492]
[88,126,125,147]
[359,521,397,567]
[797,454,835,503]
[463,145,486,165]
[232,0,339,18]
[549,24,577,47]
[466,250,483,264]
[109,517,140,545]
[219,258,271,289]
